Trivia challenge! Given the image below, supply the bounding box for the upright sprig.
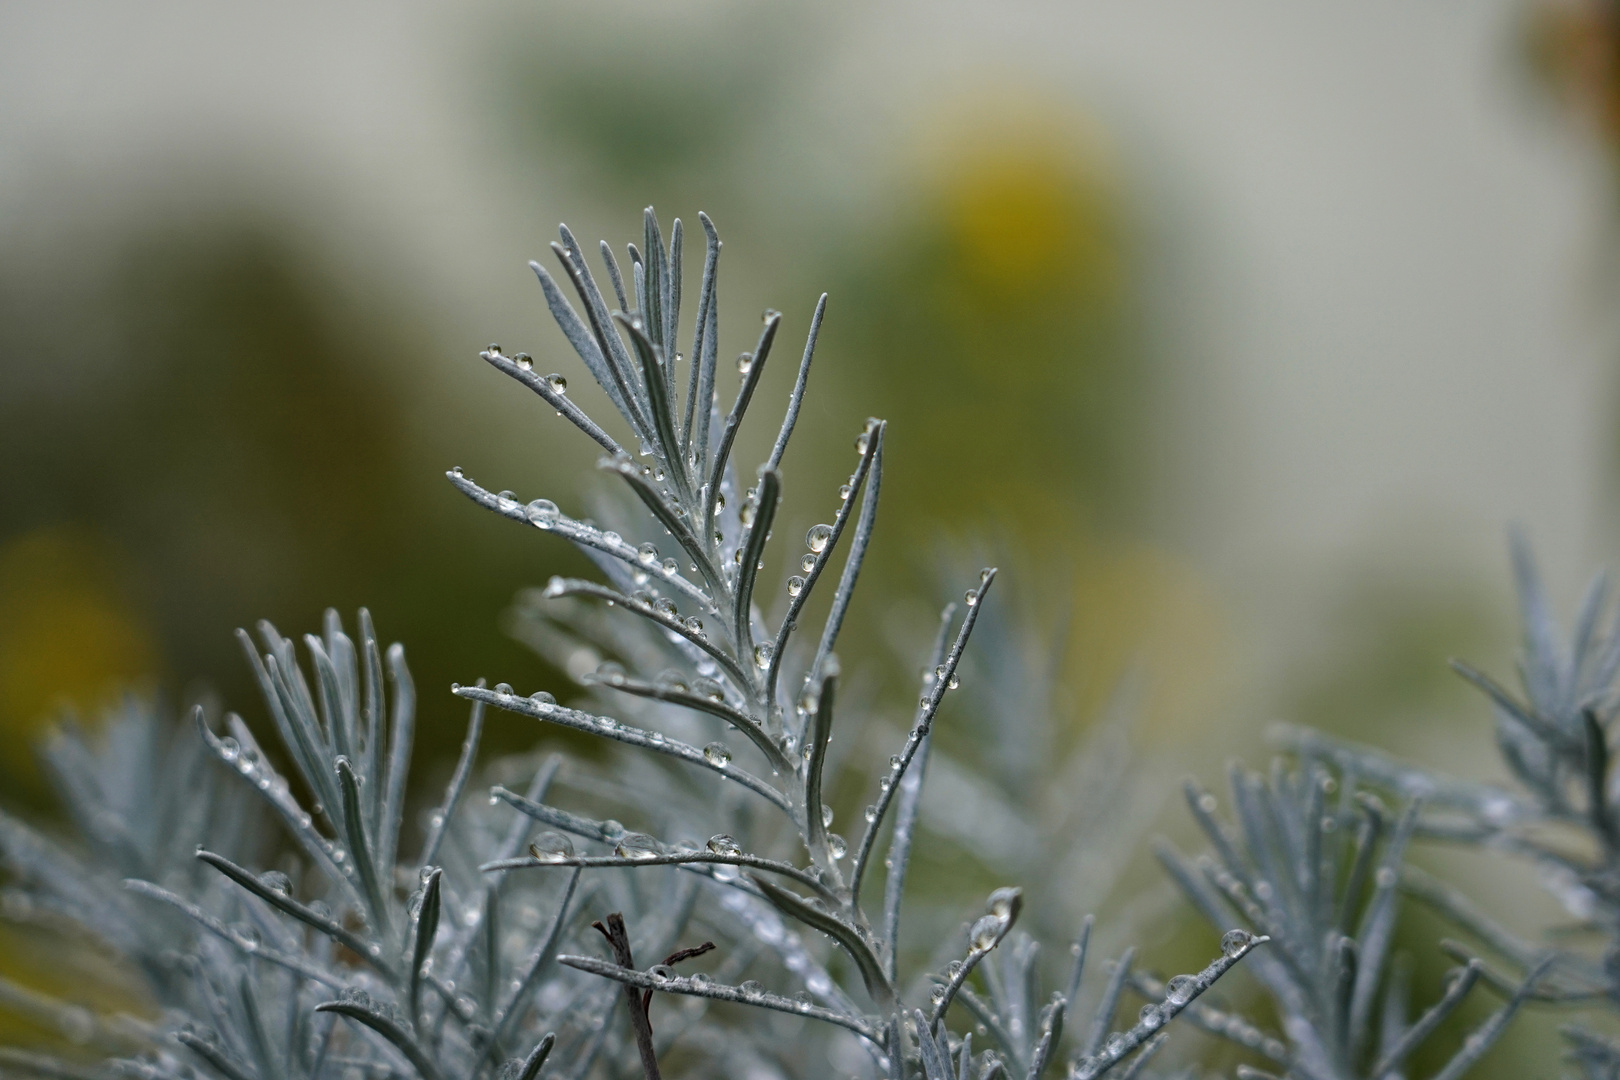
[1162,759,1548,1079]
[1273,534,1620,1072]
[452,209,1258,1078]
[129,613,577,1080]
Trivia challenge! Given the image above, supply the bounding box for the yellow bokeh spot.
[915,87,1124,302]
[0,528,158,781]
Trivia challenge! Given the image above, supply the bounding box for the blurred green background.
[5,0,1620,1073]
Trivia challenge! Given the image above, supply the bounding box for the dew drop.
[805,524,832,553]
[547,373,568,394]
[494,682,513,695]
[736,353,753,375]
[1197,792,1218,814]
[487,343,503,355]
[526,499,560,524]
[654,597,678,618]
[826,834,847,860]
[969,915,1002,951]
[1138,1004,1163,1030]
[838,484,852,501]
[662,557,679,575]
[1221,929,1252,957]
[637,542,660,565]
[1165,974,1196,1005]
[1105,1033,1127,1056]
[602,530,622,547]
[707,834,742,856]
[703,742,732,767]
[986,887,1020,919]
[801,553,816,573]
[529,832,575,862]
[821,804,834,828]
[595,661,627,686]
[529,690,555,706]
[754,643,774,670]
[693,677,724,701]
[739,979,764,998]
[515,353,533,371]
[614,833,661,860]
[258,871,293,896]
[964,589,978,607]
[855,432,870,455]
[863,804,877,823]
[786,575,805,597]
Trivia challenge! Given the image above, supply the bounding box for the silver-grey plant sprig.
[1161,758,1550,1080]
[1271,534,1620,1074]
[127,613,588,1080]
[449,208,1261,1078]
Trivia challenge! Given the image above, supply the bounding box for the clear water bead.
[515,353,533,371]
[595,661,627,685]
[964,589,978,607]
[987,887,1020,919]
[821,804,834,827]
[736,353,753,375]
[1138,1004,1163,1030]
[1220,929,1252,957]
[838,484,852,501]
[258,870,293,896]
[653,597,677,618]
[1165,974,1196,1005]
[602,530,622,547]
[707,834,742,856]
[547,374,567,394]
[805,524,832,553]
[529,832,575,863]
[703,742,732,767]
[494,682,513,695]
[826,834,846,859]
[786,575,805,597]
[754,643,774,669]
[529,691,555,706]
[693,677,724,701]
[637,542,659,564]
[739,980,763,998]
[525,499,559,524]
[863,804,877,823]
[614,833,661,860]
[969,915,1002,951]
[801,553,817,573]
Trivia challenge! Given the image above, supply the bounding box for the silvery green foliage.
[0,616,617,1080]
[0,698,260,1072]
[1271,535,1620,1073]
[448,209,1260,1078]
[894,577,1169,950]
[1160,759,1549,1080]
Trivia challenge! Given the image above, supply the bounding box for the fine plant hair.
[1276,533,1620,1073]
[445,207,1263,1078]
